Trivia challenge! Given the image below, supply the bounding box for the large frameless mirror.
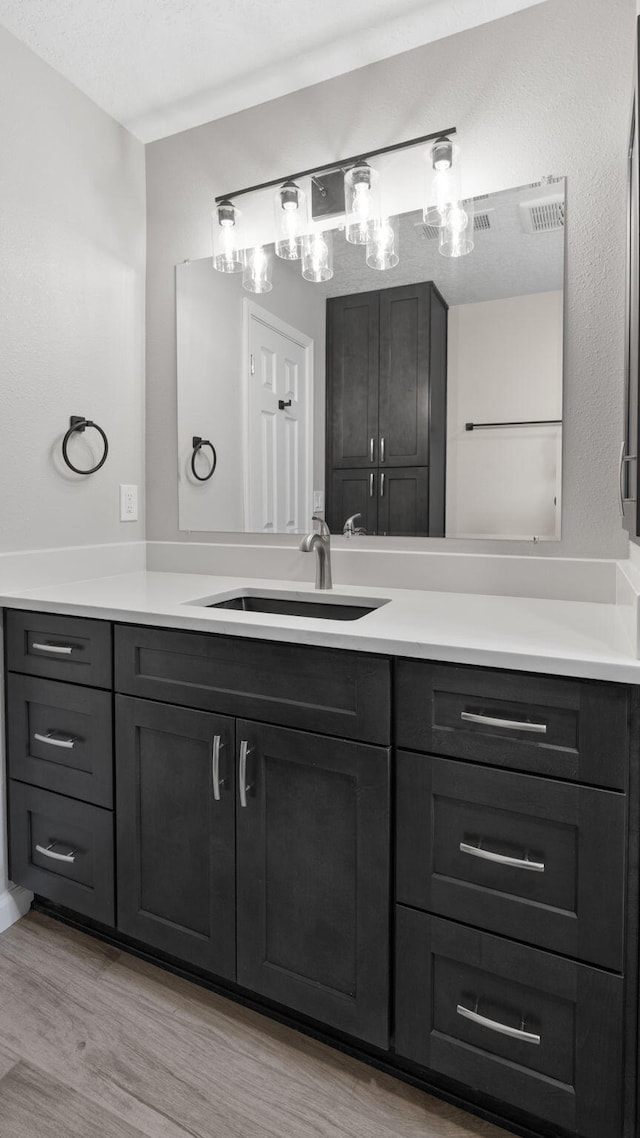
[176,164,565,541]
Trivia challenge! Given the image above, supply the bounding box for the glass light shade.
[243,245,273,292]
[439,198,475,258]
[424,137,461,228]
[366,217,399,270]
[301,229,334,282]
[274,180,306,260]
[212,199,244,273]
[344,161,381,245]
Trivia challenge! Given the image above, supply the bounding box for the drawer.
[6,610,112,689]
[395,909,623,1138]
[396,754,625,970]
[8,782,114,925]
[395,660,628,788]
[115,625,391,744]
[7,675,113,807]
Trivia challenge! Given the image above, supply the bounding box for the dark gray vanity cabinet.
[326,281,447,536]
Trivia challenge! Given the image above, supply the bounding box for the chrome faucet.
[300,515,332,590]
[343,512,366,537]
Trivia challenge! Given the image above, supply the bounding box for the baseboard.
[0,885,32,933]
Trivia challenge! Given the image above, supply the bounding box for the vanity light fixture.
[243,245,273,293]
[424,136,457,228]
[439,197,475,258]
[301,229,334,282]
[344,161,382,245]
[366,217,399,270]
[212,199,244,273]
[274,180,306,260]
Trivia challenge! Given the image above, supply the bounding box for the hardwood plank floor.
[0,912,512,1138]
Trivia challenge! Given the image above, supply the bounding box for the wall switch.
[120,484,138,522]
[313,490,325,512]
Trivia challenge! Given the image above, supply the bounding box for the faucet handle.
[312,514,331,538]
[343,513,362,536]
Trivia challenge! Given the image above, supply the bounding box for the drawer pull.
[460,842,545,873]
[460,711,547,734]
[31,642,75,656]
[33,732,76,750]
[457,1004,541,1045]
[239,740,252,808]
[35,842,78,864]
[212,735,224,801]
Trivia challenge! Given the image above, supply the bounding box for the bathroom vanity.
[2,576,638,1138]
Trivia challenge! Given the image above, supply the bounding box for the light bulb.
[243,245,273,292]
[424,137,461,229]
[301,230,333,282]
[212,199,244,273]
[344,162,381,245]
[439,199,475,258]
[274,181,306,260]
[366,218,399,270]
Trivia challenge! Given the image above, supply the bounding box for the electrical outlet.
[120,484,138,522]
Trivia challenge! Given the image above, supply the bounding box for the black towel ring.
[62,416,109,475]
[191,436,217,482]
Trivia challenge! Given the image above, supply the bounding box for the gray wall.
[146,0,634,557]
[0,26,146,552]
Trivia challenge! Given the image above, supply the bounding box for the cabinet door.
[116,696,236,978]
[377,467,429,536]
[236,721,390,1048]
[326,292,379,468]
[378,283,432,467]
[326,467,379,534]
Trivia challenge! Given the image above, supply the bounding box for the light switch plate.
[313,490,325,512]
[120,484,138,522]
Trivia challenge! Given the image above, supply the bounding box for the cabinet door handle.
[35,842,78,864]
[460,711,547,734]
[457,1004,541,1045]
[31,642,74,655]
[239,740,252,808]
[33,732,76,750]
[211,735,224,801]
[380,436,385,463]
[369,472,375,498]
[460,842,545,872]
[619,441,637,515]
[370,437,375,462]
[380,472,385,497]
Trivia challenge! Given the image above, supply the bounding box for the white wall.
[0,26,146,552]
[146,0,635,558]
[446,291,563,539]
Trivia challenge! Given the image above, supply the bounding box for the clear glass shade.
[301,229,334,282]
[212,199,244,273]
[366,217,399,270]
[424,138,461,228]
[243,245,273,292]
[439,198,475,258]
[344,162,381,245]
[274,181,306,260]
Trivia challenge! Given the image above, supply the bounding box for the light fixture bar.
[214,126,457,204]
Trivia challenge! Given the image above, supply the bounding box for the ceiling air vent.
[414,210,493,241]
[520,195,565,233]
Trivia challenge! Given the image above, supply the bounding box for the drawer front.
[8,782,114,925]
[395,909,623,1138]
[396,754,625,970]
[6,610,112,689]
[115,625,391,745]
[395,660,628,788]
[7,675,113,807]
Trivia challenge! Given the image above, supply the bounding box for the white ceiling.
[0,0,549,142]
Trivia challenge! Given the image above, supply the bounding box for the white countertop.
[1,569,639,684]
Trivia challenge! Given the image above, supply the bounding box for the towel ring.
[62,417,109,475]
[191,436,217,482]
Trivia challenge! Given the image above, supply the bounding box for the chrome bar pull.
[211,735,224,801]
[457,1004,541,1045]
[35,842,78,864]
[33,732,76,750]
[369,472,375,498]
[380,472,385,497]
[460,842,545,873]
[239,740,252,808]
[619,442,637,515]
[31,642,74,655]
[460,711,547,734]
[380,436,385,463]
[370,437,375,463]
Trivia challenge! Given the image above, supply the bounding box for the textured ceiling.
[0,0,550,141]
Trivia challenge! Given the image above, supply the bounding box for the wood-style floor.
[0,911,512,1138]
